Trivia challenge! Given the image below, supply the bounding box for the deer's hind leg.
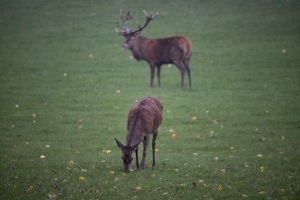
[183,58,191,88]
[141,135,150,170]
[152,131,158,167]
[173,60,186,88]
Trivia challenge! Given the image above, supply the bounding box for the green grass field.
[1,0,299,199]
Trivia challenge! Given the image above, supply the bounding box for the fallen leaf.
[218,185,223,191]
[69,160,74,165]
[135,186,142,190]
[79,176,85,181]
[258,191,265,195]
[260,166,264,172]
[172,134,177,139]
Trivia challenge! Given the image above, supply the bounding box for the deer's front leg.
[135,148,139,169]
[141,135,150,170]
[150,65,155,87]
[157,65,161,87]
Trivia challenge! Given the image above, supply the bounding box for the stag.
[116,11,192,88]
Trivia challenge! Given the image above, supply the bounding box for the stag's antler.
[116,11,135,35]
[116,10,158,35]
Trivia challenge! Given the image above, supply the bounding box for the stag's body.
[115,96,163,173]
[117,11,192,88]
[125,35,192,88]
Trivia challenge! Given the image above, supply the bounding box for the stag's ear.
[115,138,124,148]
[132,140,141,150]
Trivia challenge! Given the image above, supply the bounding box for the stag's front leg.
[135,148,139,169]
[150,65,155,87]
[157,65,161,87]
[152,131,158,167]
[141,135,150,170]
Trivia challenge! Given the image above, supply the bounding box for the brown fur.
[115,96,163,173]
[122,34,192,88]
[123,33,192,88]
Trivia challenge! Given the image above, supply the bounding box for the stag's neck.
[131,36,148,61]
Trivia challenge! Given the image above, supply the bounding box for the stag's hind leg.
[183,59,191,88]
[173,60,186,88]
[152,131,158,167]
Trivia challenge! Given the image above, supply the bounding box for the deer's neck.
[125,105,144,146]
[131,36,147,61]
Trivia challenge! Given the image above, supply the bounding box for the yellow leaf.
[260,166,264,172]
[256,154,263,158]
[155,148,159,152]
[218,185,222,191]
[135,186,142,190]
[69,160,74,165]
[79,176,85,180]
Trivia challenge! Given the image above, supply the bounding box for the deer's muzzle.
[122,43,129,50]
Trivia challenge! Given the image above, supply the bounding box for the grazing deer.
[116,11,192,88]
[115,96,163,173]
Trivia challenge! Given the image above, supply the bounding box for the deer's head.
[115,138,140,173]
[116,10,157,50]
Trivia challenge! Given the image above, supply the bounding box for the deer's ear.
[115,138,124,148]
[132,140,141,150]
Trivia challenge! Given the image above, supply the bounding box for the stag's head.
[115,138,140,173]
[116,10,157,50]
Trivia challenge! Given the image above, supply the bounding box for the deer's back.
[138,36,192,65]
[127,96,163,134]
